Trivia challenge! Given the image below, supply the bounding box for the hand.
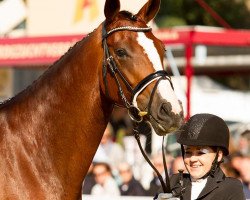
[154,193,180,200]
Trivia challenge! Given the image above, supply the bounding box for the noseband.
[102,21,173,123]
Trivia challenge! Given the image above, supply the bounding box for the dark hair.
[120,11,138,21]
[241,130,250,140]
[93,162,112,173]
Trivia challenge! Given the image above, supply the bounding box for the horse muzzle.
[148,90,184,135]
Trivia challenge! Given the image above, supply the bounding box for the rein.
[133,123,171,193]
[102,21,172,193]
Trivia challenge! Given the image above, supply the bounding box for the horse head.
[100,0,184,135]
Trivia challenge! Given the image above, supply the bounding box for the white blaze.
[136,32,182,114]
[137,32,162,71]
[158,80,183,114]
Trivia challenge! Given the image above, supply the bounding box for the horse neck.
[2,26,113,197]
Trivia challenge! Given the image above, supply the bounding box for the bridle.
[102,21,174,194]
[102,21,173,123]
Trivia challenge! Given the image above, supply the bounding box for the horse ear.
[136,0,161,23]
[104,0,120,23]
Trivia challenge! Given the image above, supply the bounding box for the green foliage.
[156,0,250,29]
[155,16,186,27]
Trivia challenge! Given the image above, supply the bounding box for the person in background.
[220,160,239,179]
[81,163,96,194]
[156,113,245,200]
[229,151,243,176]
[239,156,250,199]
[90,161,120,196]
[238,129,250,156]
[236,156,250,198]
[171,156,187,175]
[82,145,109,195]
[230,153,250,199]
[146,152,173,196]
[100,123,125,174]
[118,162,146,196]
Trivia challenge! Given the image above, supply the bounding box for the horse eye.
[115,48,127,58]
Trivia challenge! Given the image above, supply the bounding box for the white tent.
[172,76,250,123]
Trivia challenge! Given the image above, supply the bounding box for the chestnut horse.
[0,0,183,199]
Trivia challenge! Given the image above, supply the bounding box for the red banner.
[1,27,250,66]
[0,34,83,66]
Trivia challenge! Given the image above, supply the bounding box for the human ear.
[217,150,224,162]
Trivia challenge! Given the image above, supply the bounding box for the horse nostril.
[158,102,184,125]
[158,102,172,119]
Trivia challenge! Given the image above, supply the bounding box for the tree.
[156,0,250,29]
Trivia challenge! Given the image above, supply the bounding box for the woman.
[156,113,245,200]
[90,161,120,196]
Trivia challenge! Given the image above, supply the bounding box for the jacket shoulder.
[217,177,245,199]
[224,177,243,185]
[222,177,244,189]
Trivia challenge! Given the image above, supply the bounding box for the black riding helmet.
[176,113,230,179]
[177,113,229,156]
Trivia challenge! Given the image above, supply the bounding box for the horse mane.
[51,27,98,67]
[0,12,138,109]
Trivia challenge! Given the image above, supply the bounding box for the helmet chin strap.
[200,148,221,179]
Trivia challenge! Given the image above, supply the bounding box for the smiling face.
[183,146,223,180]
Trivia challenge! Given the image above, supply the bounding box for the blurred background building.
[1,1,250,199]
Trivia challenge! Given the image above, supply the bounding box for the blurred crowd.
[81,107,250,198]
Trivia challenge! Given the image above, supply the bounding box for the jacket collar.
[180,167,225,199]
[182,177,192,200]
[197,167,225,199]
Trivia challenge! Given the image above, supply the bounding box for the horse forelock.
[107,10,143,29]
[119,10,137,21]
